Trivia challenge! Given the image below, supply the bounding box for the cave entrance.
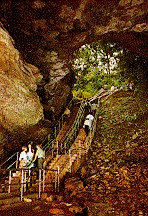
[71,40,148,101]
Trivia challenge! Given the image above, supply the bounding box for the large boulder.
[0,24,43,131]
[0,23,45,158]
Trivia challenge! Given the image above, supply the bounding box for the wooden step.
[45,173,56,183]
[11,177,20,184]
[48,155,62,169]
[43,184,55,193]
[5,185,20,192]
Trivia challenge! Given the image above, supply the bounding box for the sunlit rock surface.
[0,24,43,134]
[0,24,49,159]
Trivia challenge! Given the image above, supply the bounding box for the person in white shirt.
[111,85,115,91]
[19,146,28,168]
[26,143,34,168]
[83,114,94,135]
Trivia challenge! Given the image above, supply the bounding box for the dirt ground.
[77,90,148,215]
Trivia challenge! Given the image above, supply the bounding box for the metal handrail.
[43,139,53,152]
[2,92,110,199]
[0,99,74,169]
[62,100,86,153]
[0,90,111,170]
[0,152,19,169]
[1,91,108,170]
[43,99,85,157]
[0,92,114,201]
[5,167,60,200]
[60,98,101,174]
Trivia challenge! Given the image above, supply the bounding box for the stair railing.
[5,167,60,200]
[61,100,86,153]
[64,98,101,175]
[85,98,100,152]
[0,99,74,170]
[24,97,99,197]
[57,166,60,192]
[0,152,19,170]
[49,98,74,140]
[8,170,12,193]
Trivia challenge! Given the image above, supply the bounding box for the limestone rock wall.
[0,24,43,131]
[0,24,45,159]
[42,51,73,116]
[1,0,146,58]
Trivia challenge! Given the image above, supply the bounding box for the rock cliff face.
[0,23,44,159]
[0,0,147,159]
[0,25,43,130]
[2,0,147,57]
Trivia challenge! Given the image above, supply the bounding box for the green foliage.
[72,40,147,100]
[122,114,137,121]
[72,89,92,100]
[102,122,109,130]
[118,49,148,87]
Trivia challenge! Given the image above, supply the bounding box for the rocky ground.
[0,90,148,215]
[75,90,148,215]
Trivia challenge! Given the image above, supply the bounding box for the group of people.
[83,113,94,136]
[19,143,45,170]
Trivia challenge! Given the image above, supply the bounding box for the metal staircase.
[0,89,115,204]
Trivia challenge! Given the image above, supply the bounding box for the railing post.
[21,169,24,201]
[43,169,45,192]
[57,140,59,156]
[16,152,19,169]
[57,166,60,192]
[39,169,42,199]
[24,170,27,192]
[52,140,54,157]
[77,121,79,131]
[28,168,31,188]
[54,126,56,139]
[59,120,61,131]
[75,128,77,139]
[8,170,12,193]
[55,171,57,192]
[48,134,51,141]
[85,140,88,160]
[79,140,81,158]
[60,141,62,149]
[86,139,88,152]
[64,142,66,154]
[69,149,72,173]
